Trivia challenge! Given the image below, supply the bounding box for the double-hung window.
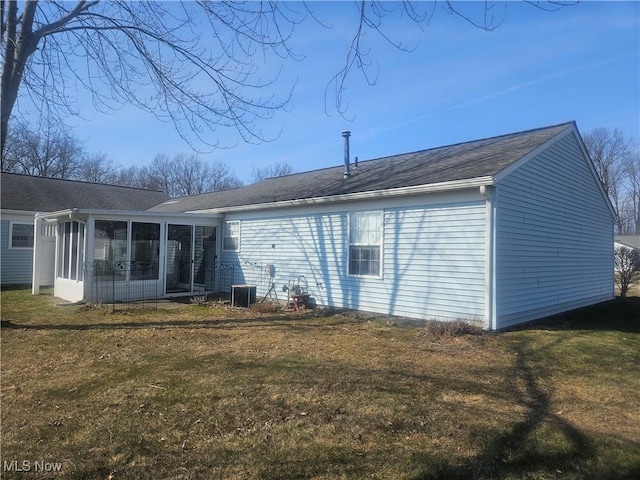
[223,221,240,251]
[9,222,34,249]
[348,211,383,277]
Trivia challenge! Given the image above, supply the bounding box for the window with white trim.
[9,222,34,249]
[223,221,240,251]
[348,211,383,276]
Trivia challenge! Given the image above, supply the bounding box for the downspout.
[480,185,497,330]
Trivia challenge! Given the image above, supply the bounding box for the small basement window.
[9,222,34,249]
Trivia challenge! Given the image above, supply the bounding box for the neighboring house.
[1,173,169,286]
[32,122,615,330]
[615,235,640,251]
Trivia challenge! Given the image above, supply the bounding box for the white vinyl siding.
[495,132,614,328]
[1,216,35,285]
[220,195,486,322]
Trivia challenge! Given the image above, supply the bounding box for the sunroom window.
[57,221,85,281]
[131,222,160,280]
[94,220,128,280]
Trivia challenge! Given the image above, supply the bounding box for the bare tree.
[111,166,144,189]
[615,246,640,298]
[1,1,576,165]
[251,161,294,183]
[2,119,83,178]
[76,152,119,184]
[138,153,242,197]
[623,153,640,234]
[207,160,243,193]
[583,128,639,234]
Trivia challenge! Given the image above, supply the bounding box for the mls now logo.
[3,460,63,473]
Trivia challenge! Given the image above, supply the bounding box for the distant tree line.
[583,127,640,235]
[1,120,293,197]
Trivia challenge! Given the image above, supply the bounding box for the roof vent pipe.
[342,130,351,177]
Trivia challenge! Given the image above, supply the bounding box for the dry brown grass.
[1,288,639,479]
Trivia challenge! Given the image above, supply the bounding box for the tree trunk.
[1,1,40,163]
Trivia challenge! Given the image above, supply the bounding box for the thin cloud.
[449,57,629,111]
[355,55,635,143]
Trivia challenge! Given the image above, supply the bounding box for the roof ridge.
[351,121,575,166]
[0,172,166,194]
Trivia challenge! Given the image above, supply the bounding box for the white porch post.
[32,214,42,295]
[84,216,95,302]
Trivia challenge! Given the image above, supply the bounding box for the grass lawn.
[1,288,639,479]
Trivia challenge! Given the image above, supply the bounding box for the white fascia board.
[35,209,74,220]
[35,209,222,220]
[492,123,574,184]
[1,209,37,216]
[189,176,495,215]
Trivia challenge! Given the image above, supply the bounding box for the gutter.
[2,209,39,216]
[191,176,496,215]
[35,208,223,220]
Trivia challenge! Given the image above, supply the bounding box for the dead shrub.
[421,319,483,339]
[251,301,281,314]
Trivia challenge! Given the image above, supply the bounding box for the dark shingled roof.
[149,122,574,213]
[616,235,640,250]
[1,173,169,212]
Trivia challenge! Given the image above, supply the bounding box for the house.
[32,122,615,329]
[615,235,640,251]
[1,173,169,286]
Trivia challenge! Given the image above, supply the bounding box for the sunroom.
[32,209,222,303]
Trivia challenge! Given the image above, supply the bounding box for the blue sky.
[18,1,640,183]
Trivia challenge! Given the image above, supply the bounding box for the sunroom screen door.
[166,224,193,294]
[194,226,216,292]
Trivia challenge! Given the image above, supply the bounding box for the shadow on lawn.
[413,337,638,480]
[0,313,353,332]
[509,297,640,334]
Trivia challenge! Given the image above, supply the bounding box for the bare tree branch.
[321,1,573,118]
[1,0,577,166]
[251,161,294,183]
[1,1,305,162]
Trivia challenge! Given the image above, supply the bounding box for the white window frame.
[348,211,383,278]
[222,220,240,252]
[9,221,34,249]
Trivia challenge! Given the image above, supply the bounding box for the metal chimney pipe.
[342,130,351,177]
